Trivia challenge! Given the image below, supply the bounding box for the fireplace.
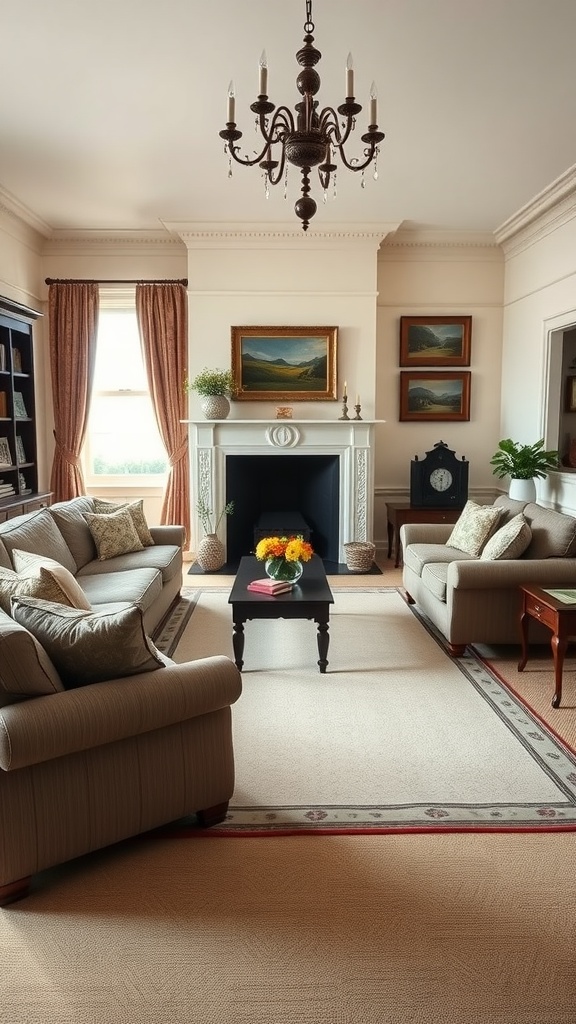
[186,419,377,565]
[225,454,340,563]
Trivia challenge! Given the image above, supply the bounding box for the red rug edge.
[469,645,576,757]
[151,822,576,839]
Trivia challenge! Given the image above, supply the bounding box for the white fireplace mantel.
[184,419,383,562]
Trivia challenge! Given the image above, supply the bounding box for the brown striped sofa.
[401,496,576,655]
[0,498,242,905]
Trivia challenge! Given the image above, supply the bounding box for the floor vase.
[196,533,226,572]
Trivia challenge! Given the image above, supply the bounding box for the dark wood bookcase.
[0,296,51,518]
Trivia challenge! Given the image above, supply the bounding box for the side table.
[386,503,462,568]
[518,584,576,708]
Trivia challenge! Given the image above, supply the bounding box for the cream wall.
[373,233,505,545]
[495,169,576,515]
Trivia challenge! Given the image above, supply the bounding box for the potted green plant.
[490,437,559,501]
[184,367,235,420]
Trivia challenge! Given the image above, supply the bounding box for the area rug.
[154,587,576,835]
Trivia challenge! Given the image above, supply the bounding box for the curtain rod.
[45,278,188,286]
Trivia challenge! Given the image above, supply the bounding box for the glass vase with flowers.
[254,534,314,583]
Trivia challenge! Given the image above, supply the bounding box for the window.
[84,307,168,485]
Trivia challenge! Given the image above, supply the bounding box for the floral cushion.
[11,549,91,609]
[0,561,89,616]
[92,498,154,547]
[480,513,532,561]
[10,597,164,688]
[83,508,144,561]
[446,500,504,556]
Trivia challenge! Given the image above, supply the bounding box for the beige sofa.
[0,497,242,905]
[401,496,576,655]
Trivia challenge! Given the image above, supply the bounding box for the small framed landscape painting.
[231,326,338,401]
[399,316,472,367]
[399,370,471,422]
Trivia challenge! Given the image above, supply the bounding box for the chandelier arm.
[227,144,277,168]
[319,108,356,149]
[265,147,287,185]
[260,106,295,144]
[334,143,380,172]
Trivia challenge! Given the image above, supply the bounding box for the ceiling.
[2,0,576,237]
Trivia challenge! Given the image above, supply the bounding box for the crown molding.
[41,229,186,257]
[379,227,501,260]
[494,163,576,257]
[0,185,51,239]
[163,221,400,250]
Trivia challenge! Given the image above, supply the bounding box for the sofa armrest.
[401,523,454,547]
[448,557,576,591]
[149,524,185,547]
[0,655,242,772]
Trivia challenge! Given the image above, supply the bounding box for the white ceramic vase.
[196,533,226,572]
[201,395,230,420]
[508,478,537,502]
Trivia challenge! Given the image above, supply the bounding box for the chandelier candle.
[219,0,385,231]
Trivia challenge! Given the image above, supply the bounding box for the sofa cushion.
[492,495,529,524]
[76,566,162,612]
[480,514,532,561]
[77,545,182,585]
[421,562,449,602]
[0,508,77,574]
[84,508,144,560]
[403,542,476,578]
[521,503,576,559]
[0,562,89,615]
[92,498,155,547]
[11,597,165,688]
[0,607,64,698]
[49,496,96,570]
[446,500,504,556]
[11,550,92,610]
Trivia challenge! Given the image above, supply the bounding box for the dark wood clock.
[410,440,469,508]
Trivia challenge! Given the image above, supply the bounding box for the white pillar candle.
[227,81,235,122]
[259,51,268,94]
[370,82,377,125]
[346,53,354,96]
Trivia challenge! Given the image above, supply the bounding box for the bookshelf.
[0,296,51,518]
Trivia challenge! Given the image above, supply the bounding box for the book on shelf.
[0,486,15,496]
[0,344,5,371]
[247,578,294,595]
[542,588,576,604]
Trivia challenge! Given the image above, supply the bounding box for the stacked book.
[0,480,15,498]
[247,578,294,596]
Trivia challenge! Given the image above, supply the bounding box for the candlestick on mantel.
[355,394,360,406]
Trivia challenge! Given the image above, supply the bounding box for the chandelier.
[219,0,385,231]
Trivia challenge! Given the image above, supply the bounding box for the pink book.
[247,579,293,594]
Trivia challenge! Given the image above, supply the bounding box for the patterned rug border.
[153,587,576,836]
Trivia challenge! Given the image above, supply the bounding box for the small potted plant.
[184,367,235,420]
[490,437,559,501]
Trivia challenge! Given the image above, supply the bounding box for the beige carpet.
[158,587,576,833]
[3,583,576,1023]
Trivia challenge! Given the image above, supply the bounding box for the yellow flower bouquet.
[255,534,314,583]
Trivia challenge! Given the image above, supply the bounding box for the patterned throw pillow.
[0,563,88,616]
[11,549,91,610]
[0,608,63,698]
[480,513,532,560]
[11,597,165,688]
[92,498,155,547]
[446,500,504,556]
[83,508,144,560]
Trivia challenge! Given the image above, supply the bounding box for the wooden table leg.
[387,518,394,560]
[316,618,330,673]
[550,633,565,708]
[518,608,529,671]
[232,619,245,671]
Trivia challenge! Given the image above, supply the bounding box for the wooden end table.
[518,584,576,708]
[386,503,462,567]
[228,554,334,673]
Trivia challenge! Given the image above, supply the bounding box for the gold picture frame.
[231,326,338,401]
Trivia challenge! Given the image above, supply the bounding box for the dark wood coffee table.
[518,584,576,708]
[228,554,334,673]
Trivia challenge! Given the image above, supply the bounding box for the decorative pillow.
[480,513,532,561]
[49,497,97,569]
[83,508,144,561]
[10,597,165,688]
[0,608,63,697]
[0,563,88,615]
[11,549,92,610]
[92,498,154,547]
[446,500,504,556]
[0,508,77,574]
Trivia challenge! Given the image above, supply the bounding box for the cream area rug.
[154,587,576,834]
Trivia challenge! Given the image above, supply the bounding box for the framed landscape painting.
[231,326,338,401]
[399,316,472,367]
[399,371,471,422]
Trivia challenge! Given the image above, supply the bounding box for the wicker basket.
[343,541,376,573]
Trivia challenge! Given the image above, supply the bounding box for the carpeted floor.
[155,587,576,834]
[3,580,576,1023]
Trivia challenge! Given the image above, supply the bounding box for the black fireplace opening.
[225,454,340,565]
